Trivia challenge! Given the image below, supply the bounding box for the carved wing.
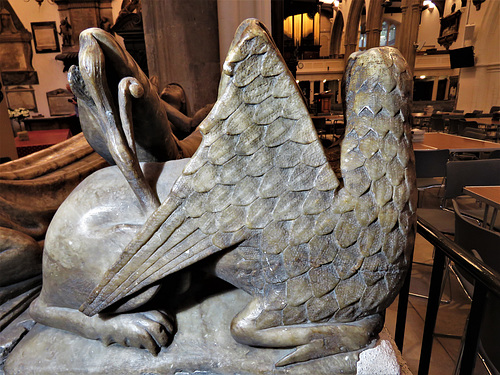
[81,19,417,321]
[81,19,338,316]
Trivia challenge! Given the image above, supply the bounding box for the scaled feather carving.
[31,19,416,371]
[82,21,416,327]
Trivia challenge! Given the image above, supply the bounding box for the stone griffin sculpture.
[27,19,416,372]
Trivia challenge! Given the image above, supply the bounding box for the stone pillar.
[217,0,272,69]
[271,0,284,57]
[431,77,439,100]
[142,0,221,115]
[344,39,359,66]
[365,27,381,50]
[344,0,365,64]
[366,0,384,49]
[398,0,422,74]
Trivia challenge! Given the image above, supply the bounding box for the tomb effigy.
[0,133,107,345]
[3,19,416,374]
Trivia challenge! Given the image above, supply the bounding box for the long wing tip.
[79,18,301,315]
[80,294,101,316]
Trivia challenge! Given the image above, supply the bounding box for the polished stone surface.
[6,288,365,375]
[10,19,417,374]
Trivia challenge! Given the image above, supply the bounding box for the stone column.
[271,0,284,57]
[398,0,422,74]
[366,0,384,49]
[344,0,365,64]
[142,0,221,115]
[217,0,272,69]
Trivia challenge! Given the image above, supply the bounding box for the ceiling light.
[320,0,341,5]
[423,0,435,9]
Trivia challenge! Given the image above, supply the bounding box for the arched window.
[380,21,388,46]
[359,32,367,49]
[357,7,367,50]
[388,24,396,46]
[380,20,397,46]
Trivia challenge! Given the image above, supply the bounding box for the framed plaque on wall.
[31,22,60,53]
[46,88,75,116]
[5,86,37,112]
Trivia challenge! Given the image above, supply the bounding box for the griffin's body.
[30,19,416,369]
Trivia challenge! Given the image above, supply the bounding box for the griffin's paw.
[99,310,175,355]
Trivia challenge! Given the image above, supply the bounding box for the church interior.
[0,1,499,374]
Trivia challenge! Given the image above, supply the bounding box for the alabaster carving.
[0,27,205,352]
[69,27,203,166]
[19,19,415,374]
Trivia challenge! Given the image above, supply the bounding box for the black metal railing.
[394,217,500,375]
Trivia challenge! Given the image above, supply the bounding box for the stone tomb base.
[4,287,403,375]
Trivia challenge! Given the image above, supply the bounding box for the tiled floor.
[384,188,492,375]
[385,234,471,374]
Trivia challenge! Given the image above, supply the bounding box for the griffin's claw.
[275,339,326,367]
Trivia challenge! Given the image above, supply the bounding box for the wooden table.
[15,129,72,157]
[325,115,344,134]
[411,112,462,128]
[463,186,500,229]
[412,132,500,152]
[461,117,500,141]
[412,111,461,118]
[411,112,430,127]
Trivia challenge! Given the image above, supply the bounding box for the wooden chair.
[453,199,500,290]
[447,118,463,135]
[487,150,500,159]
[312,117,327,140]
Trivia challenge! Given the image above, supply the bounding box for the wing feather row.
[81,19,329,316]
